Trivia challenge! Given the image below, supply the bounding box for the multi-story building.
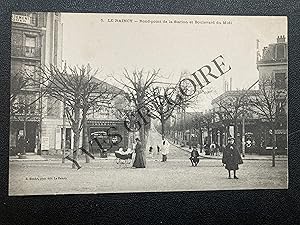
[10,12,63,155]
[209,35,288,154]
[10,12,130,157]
[256,35,288,153]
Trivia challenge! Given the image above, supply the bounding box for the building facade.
[10,12,63,155]
[256,35,288,154]
[211,89,264,153]
[209,35,288,155]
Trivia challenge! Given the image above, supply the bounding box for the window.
[47,96,61,117]
[24,35,36,57]
[29,13,37,26]
[28,95,36,114]
[275,73,286,89]
[16,94,36,114]
[23,65,37,87]
[17,95,25,114]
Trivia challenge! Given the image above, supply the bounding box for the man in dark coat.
[17,134,26,154]
[222,137,243,179]
[189,146,200,166]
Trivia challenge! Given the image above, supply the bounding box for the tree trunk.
[23,111,27,155]
[72,105,80,169]
[82,110,90,163]
[207,126,211,145]
[161,118,165,140]
[234,121,238,140]
[272,127,276,167]
[199,127,203,150]
[139,124,146,152]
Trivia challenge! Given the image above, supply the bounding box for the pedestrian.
[157,145,160,155]
[132,138,146,168]
[161,139,169,162]
[222,137,243,179]
[149,146,153,154]
[210,142,216,156]
[149,146,154,158]
[189,146,200,166]
[16,134,26,155]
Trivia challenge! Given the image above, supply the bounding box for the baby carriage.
[114,148,134,168]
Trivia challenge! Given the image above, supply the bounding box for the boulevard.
[9,144,287,196]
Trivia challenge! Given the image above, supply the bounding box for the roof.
[211,90,259,104]
[91,76,124,94]
[257,38,287,64]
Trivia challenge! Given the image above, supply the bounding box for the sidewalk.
[9,153,117,162]
[9,154,48,161]
[169,142,287,161]
[9,152,161,162]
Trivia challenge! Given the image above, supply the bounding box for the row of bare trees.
[114,69,202,151]
[170,76,286,166]
[11,64,199,165]
[11,62,286,167]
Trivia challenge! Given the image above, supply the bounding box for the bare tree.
[214,92,249,140]
[146,86,181,140]
[39,64,119,167]
[114,69,160,151]
[190,113,205,148]
[248,77,287,167]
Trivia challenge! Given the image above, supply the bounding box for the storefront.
[87,119,129,156]
[10,118,39,155]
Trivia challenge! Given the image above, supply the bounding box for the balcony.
[11,45,41,59]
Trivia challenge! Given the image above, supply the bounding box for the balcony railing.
[11,45,41,59]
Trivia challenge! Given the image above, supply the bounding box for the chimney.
[262,47,268,56]
[277,35,286,43]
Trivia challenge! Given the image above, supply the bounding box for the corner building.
[10,12,63,154]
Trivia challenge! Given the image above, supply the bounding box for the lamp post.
[242,115,245,157]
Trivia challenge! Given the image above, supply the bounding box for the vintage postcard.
[9,13,287,195]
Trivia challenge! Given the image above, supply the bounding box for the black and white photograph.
[8,12,288,196]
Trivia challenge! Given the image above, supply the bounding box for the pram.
[114,148,134,168]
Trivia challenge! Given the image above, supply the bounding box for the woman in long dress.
[161,139,170,162]
[132,138,146,168]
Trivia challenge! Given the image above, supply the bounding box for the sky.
[61,13,287,111]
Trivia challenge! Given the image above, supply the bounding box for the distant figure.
[132,138,146,168]
[149,146,153,154]
[210,142,216,156]
[149,146,154,158]
[157,145,160,155]
[16,134,26,154]
[189,146,200,167]
[161,139,170,162]
[222,137,243,179]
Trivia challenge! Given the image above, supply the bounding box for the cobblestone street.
[9,144,288,195]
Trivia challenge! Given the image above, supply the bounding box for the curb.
[9,159,48,162]
[169,141,287,161]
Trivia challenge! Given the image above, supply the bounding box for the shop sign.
[12,14,31,25]
[275,129,287,135]
[41,137,49,150]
